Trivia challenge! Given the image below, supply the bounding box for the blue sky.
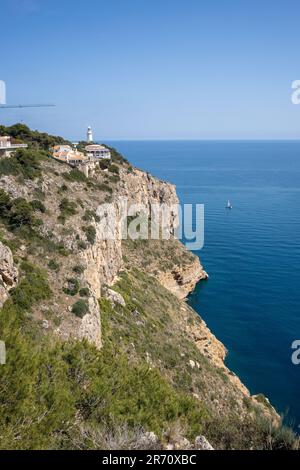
[1,0,300,140]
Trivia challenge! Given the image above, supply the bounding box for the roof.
[53,145,72,151]
[53,150,87,161]
[85,144,109,151]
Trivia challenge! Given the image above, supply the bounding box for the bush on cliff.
[10,261,52,311]
[72,299,89,318]
[0,190,36,230]
[82,225,96,244]
[0,148,46,180]
[0,123,70,151]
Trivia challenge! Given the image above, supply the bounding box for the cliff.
[0,125,296,450]
[0,241,18,308]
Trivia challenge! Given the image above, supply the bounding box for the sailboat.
[226,200,232,209]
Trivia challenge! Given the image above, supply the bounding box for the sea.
[107,140,300,430]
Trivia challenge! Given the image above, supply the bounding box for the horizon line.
[74,137,300,142]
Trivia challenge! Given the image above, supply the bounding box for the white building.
[52,145,87,165]
[85,144,111,160]
[87,126,93,143]
[0,136,28,158]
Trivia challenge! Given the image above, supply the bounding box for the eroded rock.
[0,241,18,308]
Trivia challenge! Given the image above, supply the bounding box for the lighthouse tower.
[87,126,93,143]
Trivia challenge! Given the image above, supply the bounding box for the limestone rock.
[174,437,191,450]
[0,241,18,308]
[138,431,160,449]
[194,435,214,450]
[102,287,126,307]
[158,258,208,300]
[189,359,196,368]
[78,295,102,349]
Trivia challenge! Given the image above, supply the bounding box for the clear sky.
[1,0,300,140]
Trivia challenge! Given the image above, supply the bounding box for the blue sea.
[108,140,300,430]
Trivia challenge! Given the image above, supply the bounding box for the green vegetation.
[60,184,68,192]
[0,189,36,229]
[58,198,77,224]
[0,263,297,449]
[107,145,129,165]
[82,209,100,223]
[82,225,96,244]
[109,163,120,175]
[98,158,111,170]
[77,240,87,250]
[48,259,60,271]
[72,299,89,318]
[0,148,46,180]
[72,264,85,275]
[63,169,87,183]
[30,199,46,213]
[10,261,52,311]
[98,268,300,450]
[63,278,80,296]
[95,182,113,193]
[79,287,90,297]
[0,123,70,151]
[9,198,36,229]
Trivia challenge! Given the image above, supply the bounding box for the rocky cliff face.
[158,258,208,299]
[0,164,187,348]
[0,152,279,425]
[79,168,181,298]
[0,241,18,308]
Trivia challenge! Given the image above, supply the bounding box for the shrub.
[10,261,52,311]
[63,278,80,296]
[108,146,129,165]
[98,158,111,170]
[73,264,85,275]
[77,240,87,250]
[82,209,100,223]
[58,198,77,224]
[108,174,120,184]
[63,169,87,183]
[9,198,36,229]
[48,259,60,271]
[82,225,96,244]
[72,299,89,318]
[109,164,119,175]
[79,287,90,297]
[95,183,112,193]
[30,199,46,213]
[0,188,12,218]
[0,148,46,180]
[0,123,71,150]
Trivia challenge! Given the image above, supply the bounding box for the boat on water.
[226,200,233,209]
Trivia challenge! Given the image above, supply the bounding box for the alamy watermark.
[95,198,204,251]
[291,340,300,365]
[0,80,6,105]
[0,341,6,365]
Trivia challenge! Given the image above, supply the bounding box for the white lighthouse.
[87,126,93,143]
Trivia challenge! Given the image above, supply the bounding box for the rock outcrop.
[158,258,208,299]
[102,287,126,307]
[194,435,214,450]
[0,241,18,308]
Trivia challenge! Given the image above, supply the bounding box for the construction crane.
[0,104,55,109]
